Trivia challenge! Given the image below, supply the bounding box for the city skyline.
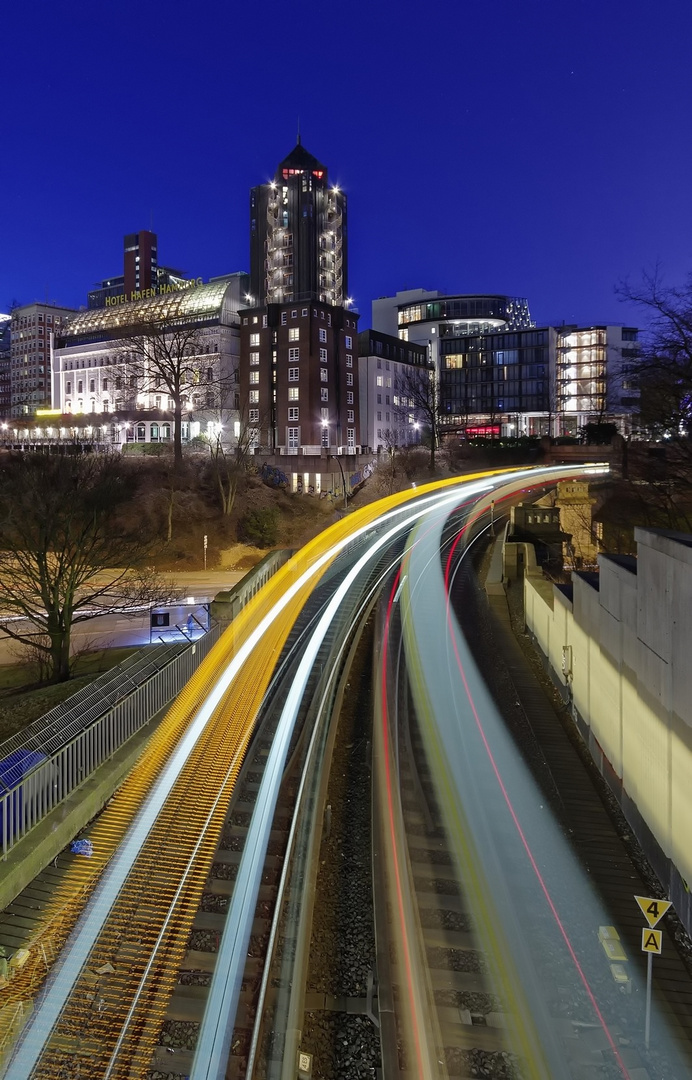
[3,0,691,330]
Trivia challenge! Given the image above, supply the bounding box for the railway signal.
[635,895,672,1049]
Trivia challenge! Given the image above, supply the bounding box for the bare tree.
[113,322,225,469]
[618,270,692,444]
[397,363,439,470]
[204,398,264,516]
[0,453,178,683]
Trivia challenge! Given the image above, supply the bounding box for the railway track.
[373,566,521,1080]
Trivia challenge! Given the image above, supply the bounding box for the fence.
[0,631,222,858]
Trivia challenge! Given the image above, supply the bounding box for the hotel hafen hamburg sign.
[104,277,204,307]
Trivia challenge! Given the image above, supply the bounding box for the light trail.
[190,482,492,1080]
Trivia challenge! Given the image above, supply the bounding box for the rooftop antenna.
[297,117,301,145]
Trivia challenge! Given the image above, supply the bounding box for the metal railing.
[0,630,220,859]
[0,550,295,860]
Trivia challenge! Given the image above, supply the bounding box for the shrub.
[239,507,279,548]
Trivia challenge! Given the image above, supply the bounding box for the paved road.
[0,570,246,665]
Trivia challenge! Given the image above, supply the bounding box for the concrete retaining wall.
[523,528,692,936]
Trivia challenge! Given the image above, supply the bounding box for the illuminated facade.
[242,143,359,456]
[239,300,360,453]
[249,140,347,307]
[555,325,639,434]
[372,289,533,374]
[0,314,10,419]
[439,323,639,436]
[88,231,195,310]
[9,303,76,418]
[357,330,429,450]
[53,275,246,444]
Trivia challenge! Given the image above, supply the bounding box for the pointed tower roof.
[276,142,328,180]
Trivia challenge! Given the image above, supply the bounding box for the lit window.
[250,333,260,346]
[288,406,299,421]
[249,371,259,384]
[320,407,329,421]
[345,335,353,349]
[250,351,260,365]
[288,327,299,341]
[376,375,383,386]
[249,390,259,403]
[319,328,327,343]
[288,387,299,401]
[321,388,328,401]
[320,368,328,382]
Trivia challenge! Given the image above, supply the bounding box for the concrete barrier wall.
[523,528,692,936]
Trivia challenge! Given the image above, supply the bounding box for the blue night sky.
[3,0,691,330]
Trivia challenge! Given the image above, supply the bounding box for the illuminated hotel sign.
[105,278,204,307]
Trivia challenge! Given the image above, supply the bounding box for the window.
[302,308,308,317]
[320,368,328,382]
[66,381,72,394]
[376,375,383,386]
[249,408,259,422]
[89,380,95,392]
[319,347,327,362]
[320,407,329,421]
[288,406,299,421]
[347,428,355,448]
[386,377,392,387]
[249,389,259,403]
[347,410,354,422]
[345,335,353,349]
[377,411,382,421]
[287,426,299,449]
[288,387,299,401]
[249,370,259,384]
[346,354,352,367]
[386,360,390,370]
[103,378,108,391]
[321,388,328,401]
[262,314,268,328]
[377,393,382,403]
[281,312,287,325]
[288,367,299,381]
[319,328,327,343]
[250,332,260,346]
[291,309,297,318]
[346,373,353,386]
[347,391,353,404]
[288,347,300,361]
[288,327,299,341]
[321,425,329,447]
[78,380,83,393]
[250,351,259,365]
